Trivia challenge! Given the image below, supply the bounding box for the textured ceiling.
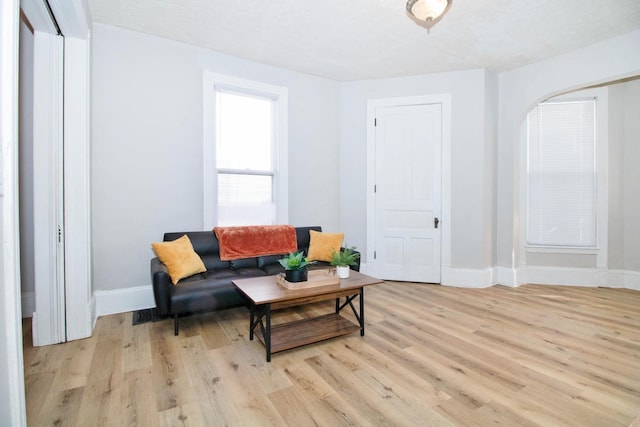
[87,0,640,81]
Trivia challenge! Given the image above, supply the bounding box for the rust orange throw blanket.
[213,225,298,261]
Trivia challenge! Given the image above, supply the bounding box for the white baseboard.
[363,263,500,288]
[625,270,640,291]
[362,263,640,291]
[399,265,640,291]
[494,267,518,287]
[441,267,495,288]
[524,266,599,287]
[520,266,640,291]
[606,269,626,288]
[95,284,155,317]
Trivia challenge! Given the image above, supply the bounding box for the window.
[203,72,288,228]
[216,90,275,226]
[526,98,597,247]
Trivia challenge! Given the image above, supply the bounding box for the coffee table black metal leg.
[265,304,271,362]
[249,304,255,340]
[360,288,365,336]
[336,288,365,336]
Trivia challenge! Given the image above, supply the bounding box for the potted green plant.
[330,246,360,279]
[278,251,315,282]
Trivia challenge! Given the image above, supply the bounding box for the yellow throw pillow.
[307,230,344,262]
[151,234,206,285]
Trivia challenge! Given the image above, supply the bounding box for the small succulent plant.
[278,251,315,271]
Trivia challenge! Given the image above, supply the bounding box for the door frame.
[1,0,90,423]
[366,94,452,280]
[1,1,28,424]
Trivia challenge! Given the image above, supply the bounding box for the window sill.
[525,245,599,255]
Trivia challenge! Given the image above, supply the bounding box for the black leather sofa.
[151,225,360,335]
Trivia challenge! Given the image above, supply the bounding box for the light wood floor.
[23,282,640,426]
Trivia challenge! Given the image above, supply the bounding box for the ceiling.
[87,0,640,81]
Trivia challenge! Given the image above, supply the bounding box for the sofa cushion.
[230,257,258,269]
[171,279,245,314]
[175,272,209,284]
[233,267,268,277]
[151,235,207,285]
[203,269,238,280]
[261,263,285,276]
[200,254,231,271]
[307,230,344,262]
[257,254,285,269]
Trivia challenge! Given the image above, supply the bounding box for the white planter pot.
[336,265,350,279]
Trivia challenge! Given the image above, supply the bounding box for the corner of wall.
[494,266,519,287]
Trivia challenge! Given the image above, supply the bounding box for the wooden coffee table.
[233,269,382,362]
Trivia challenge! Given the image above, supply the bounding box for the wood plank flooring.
[23,282,640,426]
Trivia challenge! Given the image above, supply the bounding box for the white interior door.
[21,0,68,346]
[31,28,66,346]
[22,0,93,346]
[374,103,442,283]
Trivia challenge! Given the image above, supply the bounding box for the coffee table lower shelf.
[254,313,360,354]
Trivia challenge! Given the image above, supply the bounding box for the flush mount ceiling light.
[406,0,452,32]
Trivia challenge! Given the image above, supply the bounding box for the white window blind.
[216,90,276,226]
[526,99,597,247]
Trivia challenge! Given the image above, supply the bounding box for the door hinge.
[374,184,377,193]
[374,250,377,260]
[374,118,377,126]
[58,227,62,243]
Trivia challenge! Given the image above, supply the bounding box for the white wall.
[91,24,340,293]
[497,29,640,286]
[611,79,640,272]
[593,78,639,274]
[339,69,495,274]
[621,81,640,272]
[609,85,625,271]
[483,71,499,268]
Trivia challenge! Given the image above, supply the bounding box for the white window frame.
[520,88,608,260]
[203,71,288,229]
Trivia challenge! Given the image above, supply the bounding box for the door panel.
[31,29,66,346]
[375,103,442,283]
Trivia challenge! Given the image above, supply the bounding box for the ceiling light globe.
[406,0,452,30]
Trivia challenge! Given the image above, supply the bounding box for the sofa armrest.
[151,257,174,315]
